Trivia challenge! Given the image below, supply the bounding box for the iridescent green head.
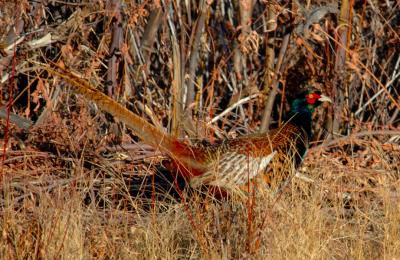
[290,89,332,115]
[288,89,332,137]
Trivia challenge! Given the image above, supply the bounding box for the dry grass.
[1,112,399,258]
[2,161,400,259]
[1,0,399,259]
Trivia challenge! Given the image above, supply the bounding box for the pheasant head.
[288,89,332,138]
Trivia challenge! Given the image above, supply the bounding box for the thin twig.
[310,130,400,151]
[207,94,260,125]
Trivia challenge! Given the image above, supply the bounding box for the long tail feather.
[38,62,206,176]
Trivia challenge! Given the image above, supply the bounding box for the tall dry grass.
[1,114,399,258]
[1,0,399,259]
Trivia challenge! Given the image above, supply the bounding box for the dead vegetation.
[0,0,399,259]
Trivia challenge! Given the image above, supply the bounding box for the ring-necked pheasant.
[41,64,331,193]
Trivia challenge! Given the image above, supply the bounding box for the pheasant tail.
[40,63,206,177]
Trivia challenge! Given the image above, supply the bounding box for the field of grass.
[2,125,399,258]
[1,0,399,259]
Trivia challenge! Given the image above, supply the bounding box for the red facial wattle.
[305,93,321,104]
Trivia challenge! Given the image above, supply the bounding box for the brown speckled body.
[190,121,309,189]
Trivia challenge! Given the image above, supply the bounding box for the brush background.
[0,1,399,258]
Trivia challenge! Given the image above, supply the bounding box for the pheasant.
[41,64,331,193]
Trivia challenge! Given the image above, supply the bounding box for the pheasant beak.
[318,95,332,103]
